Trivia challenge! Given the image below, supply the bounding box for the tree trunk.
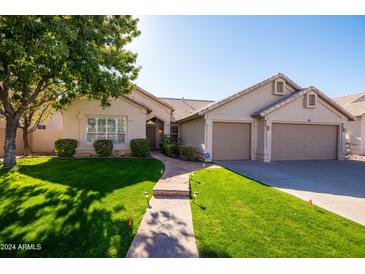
[3,116,20,169]
[22,127,31,157]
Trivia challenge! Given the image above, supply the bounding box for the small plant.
[164,144,179,158]
[179,145,196,161]
[54,139,78,157]
[161,134,179,145]
[130,138,150,157]
[93,139,113,157]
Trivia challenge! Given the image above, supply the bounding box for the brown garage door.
[272,123,338,161]
[213,122,250,160]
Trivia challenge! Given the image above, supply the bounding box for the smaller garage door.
[272,123,338,161]
[213,122,251,160]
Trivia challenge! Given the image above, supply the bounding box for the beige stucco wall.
[206,79,296,122]
[129,89,173,134]
[267,96,348,124]
[31,130,63,153]
[179,117,206,153]
[31,112,64,154]
[62,97,147,154]
[255,119,266,161]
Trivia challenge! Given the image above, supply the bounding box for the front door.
[146,125,156,149]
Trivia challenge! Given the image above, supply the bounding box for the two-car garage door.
[272,123,338,161]
[212,122,338,161]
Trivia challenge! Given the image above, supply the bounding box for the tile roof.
[160,97,214,121]
[333,92,365,116]
[133,85,175,110]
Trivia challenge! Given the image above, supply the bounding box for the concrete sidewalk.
[126,152,204,258]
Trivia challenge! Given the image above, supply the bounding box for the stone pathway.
[126,152,205,258]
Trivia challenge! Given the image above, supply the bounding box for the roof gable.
[253,87,356,121]
[178,73,302,122]
[131,85,175,111]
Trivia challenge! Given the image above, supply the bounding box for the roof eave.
[122,95,152,113]
[134,85,175,111]
[252,87,357,121]
[177,113,203,123]
[191,73,303,116]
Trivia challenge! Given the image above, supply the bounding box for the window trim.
[273,80,285,95]
[85,115,127,145]
[306,93,317,108]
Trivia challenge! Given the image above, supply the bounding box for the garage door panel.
[272,123,337,161]
[213,122,250,160]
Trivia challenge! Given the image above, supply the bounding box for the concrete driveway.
[216,160,365,226]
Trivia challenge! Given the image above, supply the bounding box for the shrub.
[161,134,179,145]
[54,139,78,157]
[178,145,196,161]
[164,144,179,158]
[130,139,150,157]
[93,139,113,157]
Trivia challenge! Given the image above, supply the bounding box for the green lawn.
[0,157,164,258]
[190,167,365,258]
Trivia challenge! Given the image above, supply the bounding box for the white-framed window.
[86,116,126,144]
[306,93,317,108]
[274,80,285,95]
[37,124,46,130]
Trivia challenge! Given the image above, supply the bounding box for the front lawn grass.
[190,167,365,257]
[0,157,164,257]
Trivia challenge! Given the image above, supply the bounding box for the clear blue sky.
[128,16,365,101]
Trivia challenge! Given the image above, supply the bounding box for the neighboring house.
[334,92,365,155]
[178,73,355,162]
[0,73,356,161]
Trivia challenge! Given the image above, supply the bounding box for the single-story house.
[334,92,365,155]
[0,73,356,162]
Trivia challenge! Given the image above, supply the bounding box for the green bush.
[161,134,179,146]
[178,145,196,161]
[130,139,150,157]
[164,144,179,158]
[54,139,78,157]
[93,139,113,157]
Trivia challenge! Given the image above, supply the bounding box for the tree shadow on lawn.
[15,157,163,193]
[0,158,163,257]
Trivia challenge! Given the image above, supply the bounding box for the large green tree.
[0,16,140,168]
